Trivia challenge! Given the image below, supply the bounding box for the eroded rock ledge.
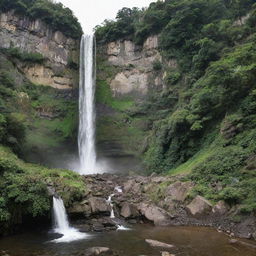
[66,174,256,240]
[0,10,79,89]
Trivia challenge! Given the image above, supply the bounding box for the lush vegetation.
[0,52,78,158]
[0,0,83,39]
[96,0,256,214]
[0,48,82,234]
[0,146,85,234]
[1,47,45,64]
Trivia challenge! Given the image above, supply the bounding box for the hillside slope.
[95,0,256,214]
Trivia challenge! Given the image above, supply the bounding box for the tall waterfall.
[78,34,97,174]
[52,197,87,243]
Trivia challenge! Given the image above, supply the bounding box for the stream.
[1,225,256,256]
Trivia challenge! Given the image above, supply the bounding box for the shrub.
[152,60,162,71]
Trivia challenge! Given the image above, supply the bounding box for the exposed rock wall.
[95,36,167,165]
[0,10,79,89]
[106,35,164,97]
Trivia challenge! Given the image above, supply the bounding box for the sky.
[58,0,156,33]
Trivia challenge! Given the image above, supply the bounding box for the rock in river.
[145,239,174,248]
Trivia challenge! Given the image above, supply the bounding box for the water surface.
[0,225,256,256]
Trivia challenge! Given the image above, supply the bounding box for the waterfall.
[53,196,70,234]
[78,34,97,174]
[52,197,87,243]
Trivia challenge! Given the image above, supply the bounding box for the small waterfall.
[53,197,70,234]
[107,194,115,219]
[78,34,98,174]
[52,197,87,243]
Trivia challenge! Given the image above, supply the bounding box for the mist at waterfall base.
[52,197,88,243]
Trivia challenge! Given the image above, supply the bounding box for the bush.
[152,60,162,71]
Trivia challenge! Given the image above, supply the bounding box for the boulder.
[88,197,111,214]
[82,247,111,256]
[212,201,230,215]
[120,203,139,218]
[161,252,175,256]
[165,181,193,202]
[186,196,213,216]
[138,203,172,226]
[123,180,141,194]
[145,239,174,248]
[92,223,105,232]
[68,203,91,216]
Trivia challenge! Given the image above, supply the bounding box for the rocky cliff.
[96,35,168,170]
[0,10,79,89]
[106,35,164,97]
[0,10,81,167]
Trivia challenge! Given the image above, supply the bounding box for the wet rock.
[138,203,172,226]
[186,196,212,216]
[165,181,193,202]
[120,202,139,218]
[76,224,91,232]
[252,231,256,240]
[233,217,256,239]
[229,239,238,244]
[88,197,111,214]
[161,252,175,256]
[127,219,137,224]
[92,223,105,232]
[68,203,91,216]
[145,239,174,248]
[212,201,230,215]
[82,247,111,256]
[229,239,256,249]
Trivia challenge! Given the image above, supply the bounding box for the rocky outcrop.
[212,201,230,215]
[88,197,111,214]
[106,35,167,97]
[138,203,172,226]
[165,181,193,202]
[65,174,256,241]
[120,202,139,218]
[0,10,79,89]
[186,196,213,217]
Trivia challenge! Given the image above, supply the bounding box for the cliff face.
[0,10,81,167]
[0,10,79,89]
[96,35,168,170]
[106,35,164,97]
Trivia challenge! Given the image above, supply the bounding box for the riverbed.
[0,225,256,256]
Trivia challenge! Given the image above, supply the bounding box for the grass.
[169,147,216,175]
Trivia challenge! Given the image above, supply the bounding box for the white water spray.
[52,197,87,243]
[107,194,115,219]
[78,34,98,174]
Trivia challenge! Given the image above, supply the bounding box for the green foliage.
[0,0,82,39]
[0,146,85,233]
[152,60,163,71]
[2,47,45,64]
[95,7,142,43]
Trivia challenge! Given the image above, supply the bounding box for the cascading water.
[52,197,87,243]
[107,194,115,219]
[78,34,98,174]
